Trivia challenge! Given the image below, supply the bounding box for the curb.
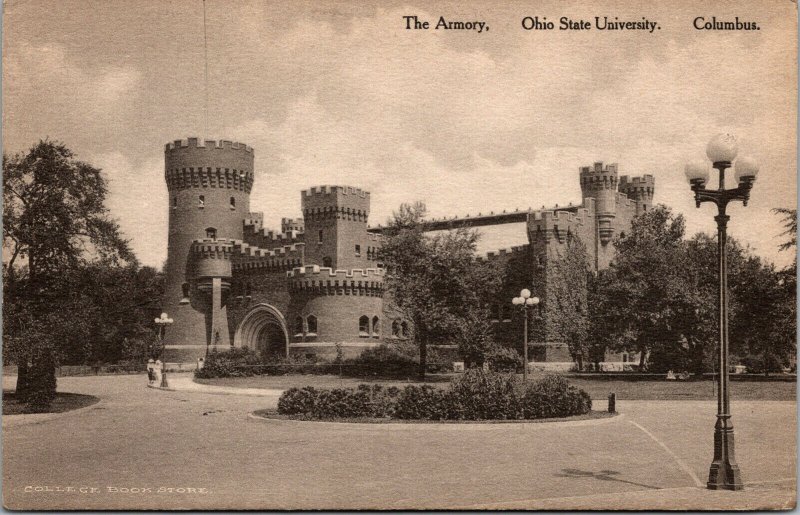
[247,411,624,431]
[2,395,104,429]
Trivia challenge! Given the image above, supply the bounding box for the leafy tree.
[3,140,134,406]
[380,202,502,378]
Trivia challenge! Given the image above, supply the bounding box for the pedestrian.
[147,359,156,385]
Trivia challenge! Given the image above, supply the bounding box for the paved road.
[2,374,795,510]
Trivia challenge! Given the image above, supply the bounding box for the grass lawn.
[251,409,617,424]
[2,391,100,415]
[196,374,796,401]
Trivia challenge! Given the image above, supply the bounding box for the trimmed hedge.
[276,370,592,421]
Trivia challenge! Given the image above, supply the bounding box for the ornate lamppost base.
[707,417,743,490]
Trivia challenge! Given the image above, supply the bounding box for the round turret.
[579,162,618,244]
[161,138,254,361]
[619,174,655,215]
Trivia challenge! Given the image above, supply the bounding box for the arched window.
[401,321,409,338]
[306,315,318,335]
[206,227,217,239]
[372,316,380,338]
[322,256,332,268]
[230,196,236,210]
[392,319,401,337]
[359,315,370,337]
[294,316,304,337]
[198,195,205,208]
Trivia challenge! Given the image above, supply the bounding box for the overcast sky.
[4,0,797,269]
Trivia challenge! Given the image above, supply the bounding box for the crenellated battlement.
[165,137,253,153]
[528,206,592,245]
[301,185,371,222]
[475,245,530,262]
[227,239,306,272]
[287,265,385,295]
[242,224,304,250]
[579,162,619,191]
[619,174,655,199]
[281,217,305,233]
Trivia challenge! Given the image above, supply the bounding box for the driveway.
[2,374,795,510]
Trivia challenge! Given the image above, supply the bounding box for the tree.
[590,205,690,370]
[380,202,502,378]
[3,141,134,406]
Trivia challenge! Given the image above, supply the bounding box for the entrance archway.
[233,304,289,358]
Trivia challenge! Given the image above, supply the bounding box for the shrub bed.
[276,369,592,421]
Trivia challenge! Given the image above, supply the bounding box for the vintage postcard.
[2,0,797,510]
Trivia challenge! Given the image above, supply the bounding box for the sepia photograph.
[2,0,797,510]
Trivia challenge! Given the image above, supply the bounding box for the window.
[245,282,252,296]
[206,227,217,239]
[230,196,236,210]
[172,197,177,209]
[372,316,380,338]
[306,315,318,335]
[294,316,304,337]
[355,244,361,257]
[501,305,511,322]
[392,319,401,337]
[180,282,190,304]
[491,304,500,321]
[198,195,205,208]
[318,229,323,243]
[359,315,370,337]
[401,321,409,338]
[323,256,332,268]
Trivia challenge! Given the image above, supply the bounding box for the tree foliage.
[380,202,503,377]
[3,141,142,408]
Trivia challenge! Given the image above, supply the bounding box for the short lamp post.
[685,133,759,491]
[154,312,174,388]
[512,289,539,382]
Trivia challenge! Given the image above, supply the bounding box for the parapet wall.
[281,217,305,233]
[242,224,304,251]
[287,265,384,295]
[301,185,371,221]
[165,137,254,193]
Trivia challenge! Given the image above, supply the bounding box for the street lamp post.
[685,133,759,491]
[512,288,540,382]
[154,312,174,388]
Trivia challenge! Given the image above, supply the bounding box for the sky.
[3,0,797,269]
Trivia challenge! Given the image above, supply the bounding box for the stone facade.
[160,138,653,366]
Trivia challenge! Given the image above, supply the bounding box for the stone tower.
[579,162,619,245]
[161,138,254,362]
[619,174,655,216]
[301,186,371,270]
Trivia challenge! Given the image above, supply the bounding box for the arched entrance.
[233,304,289,358]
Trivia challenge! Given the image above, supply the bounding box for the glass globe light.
[512,297,522,305]
[520,288,531,299]
[734,156,759,182]
[706,133,738,163]
[526,297,540,306]
[685,161,710,184]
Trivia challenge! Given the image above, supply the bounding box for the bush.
[343,344,419,378]
[276,384,402,419]
[194,347,262,378]
[275,371,593,421]
[520,375,592,419]
[486,346,521,373]
[393,385,451,420]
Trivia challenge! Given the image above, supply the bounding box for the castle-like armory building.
[160,137,654,365]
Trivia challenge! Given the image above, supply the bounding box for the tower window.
[294,316,304,337]
[230,196,236,210]
[392,319,401,337]
[318,229,324,243]
[198,195,205,208]
[172,197,177,209]
[206,227,216,239]
[372,316,380,338]
[491,304,500,322]
[359,316,370,337]
[501,305,511,322]
[306,315,318,335]
[401,321,409,338]
[323,256,332,268]
[355,244,361,257]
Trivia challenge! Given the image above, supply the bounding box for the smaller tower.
[619,175,655,216]
[580,162,618,245]
[301,186,371,270]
